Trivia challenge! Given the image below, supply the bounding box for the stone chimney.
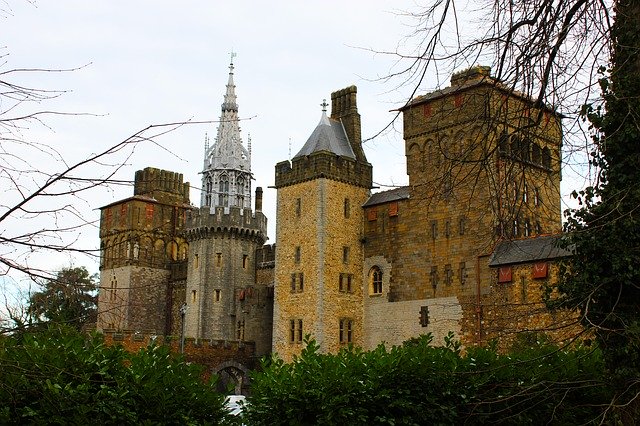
[255,187,263,212]
[330,86,366,163]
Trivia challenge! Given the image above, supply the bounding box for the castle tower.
[97,167,191,333]
[183,57,270,356]
[360,66,563,348]
[273,86,373,361]
[201,56,252,210]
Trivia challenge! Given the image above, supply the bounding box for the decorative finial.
[288,137,292,160]
[229,50,237,65]
[321,99,328,113]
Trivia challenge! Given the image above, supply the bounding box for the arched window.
[236,177,245,207]
[522,138,532,162]
[531,143,541,164]
[204,176,213,206]
[218,174,229,207]
[542,147,552,169]
[370,266,383,295]
[498,132,509,155]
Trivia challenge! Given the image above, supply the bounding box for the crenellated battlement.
[275,150,372,189]
[256,243,276,268]
[184,206,267,243]
[134,167,190,205]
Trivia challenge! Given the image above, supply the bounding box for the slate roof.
[489,235,573,267]
[294,112,355,159]
[363,186,411,207]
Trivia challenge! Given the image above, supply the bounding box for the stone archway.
[214,360,250,395]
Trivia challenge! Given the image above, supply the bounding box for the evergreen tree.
[557,0,640,415]
[28,266,98,330]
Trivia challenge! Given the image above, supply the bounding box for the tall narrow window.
[524,219,531,237]
[523,184,528,203]
[214,289,221,302]
[295,246,301,263]
[216,252,222,267]
[445,221,451,238]
[297,319,303,343]
[236,177,245,207]
[459,216,466,235]
[242,254,248,269]
[342,246,350,264]
[194,254,199,269]
[290,320,296,342]
[534,187,541,206]
[191,290,197,303]
[370,267,383,295]
[344,198,350,218]
[295,198,301,217]
[291,273,304,293]
[339,319,353,343]
[219,174,229,207]
[444,264,453,285]
[459,262,467,285]
[431,221,438,240]
[430,266,438,289]
[513,219,519,237]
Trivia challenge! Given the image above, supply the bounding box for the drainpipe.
[475,253,491,344]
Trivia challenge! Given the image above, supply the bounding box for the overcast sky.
[2,1,583,284]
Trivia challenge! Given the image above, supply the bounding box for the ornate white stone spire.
[201,55,252,209]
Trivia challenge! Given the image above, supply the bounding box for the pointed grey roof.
[294,112,356,159]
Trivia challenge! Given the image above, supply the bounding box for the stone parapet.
[134,167,190,205]
[275,151,372,189]
[184,206,267,243]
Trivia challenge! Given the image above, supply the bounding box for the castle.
[97,60,577,374]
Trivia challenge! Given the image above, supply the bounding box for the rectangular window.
[342,246,350,264]
[419,306,430,327]
[214,289,221,302]
[389,201,399,217]
[194,254,199,269]
[291,273,304,293]
[534,187,541,206]
[295,198,301,217]
[191,290,197,303]
[444,264,453,285]
[523,184,529,203]
[216,253,222,267]
[498,266,513,283]
[459,262,467,285]
[445,221,451,238]
[290,320,296,342]
[367,208,378,222]
[430,266,438,289]
[339,319,353,343]
[459,216,466,235]
[344,198,350,218]
[295,246,301,263]
[431,221,438,240]
[339,273,353,293]
[297,319,303,343]
[242,254,248,269]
